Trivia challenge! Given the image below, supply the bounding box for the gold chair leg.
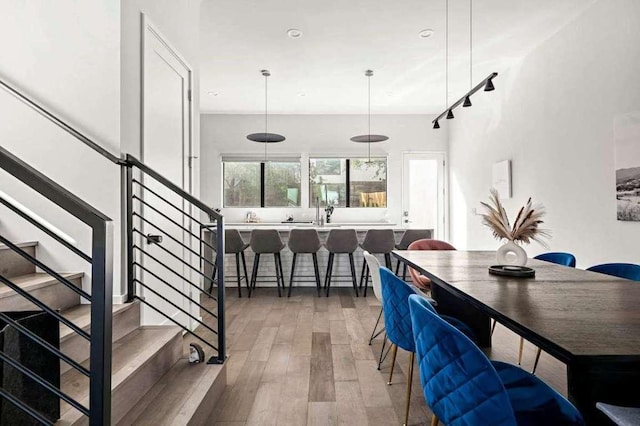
[403,352,415,426]
[387,344,398,385]
[532,347,542,374]
[430,414,439,426]
[518,337,524,365]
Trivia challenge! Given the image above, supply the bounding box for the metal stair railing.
[0,146,112,426]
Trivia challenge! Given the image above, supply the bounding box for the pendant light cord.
[368,72,371,161]
[470,0,473,89]
[264,73,268,161]
[445,0,449,109]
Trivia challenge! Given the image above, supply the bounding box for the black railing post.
[215,216,226,363]
[125,164,135,302]
[89,220,113,426]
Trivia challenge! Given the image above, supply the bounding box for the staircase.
[0,239,226,425]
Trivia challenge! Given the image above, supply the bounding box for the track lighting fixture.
[433,121,440,129]
[446,110,454,119]
[463,96,472,107]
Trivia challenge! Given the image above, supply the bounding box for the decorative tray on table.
[488,265,535,278]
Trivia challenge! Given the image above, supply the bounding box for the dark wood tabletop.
[393,250,640,360]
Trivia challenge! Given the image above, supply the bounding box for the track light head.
[484,78,495,92]
[463,96,472,107]
[433,121,440,129]
[446,109,454,119]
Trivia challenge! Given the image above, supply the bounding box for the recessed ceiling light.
[207,91,219,96]
[418,29,434,39]
[287,29,303,38]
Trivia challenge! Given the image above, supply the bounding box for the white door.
[141,16,194,328]
[401,152,446,240]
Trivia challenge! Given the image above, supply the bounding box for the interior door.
[141,16,193,328]
[401,152,446,240]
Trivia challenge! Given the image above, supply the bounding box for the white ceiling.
[199,0,595,114]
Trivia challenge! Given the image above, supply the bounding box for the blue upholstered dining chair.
[380,267,475,426]
[408,294,585,426]
[534,252,576,267]
[586,263,640,281]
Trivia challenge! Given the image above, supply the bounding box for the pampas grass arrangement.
[480,188,550,247]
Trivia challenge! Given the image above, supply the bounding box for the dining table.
[393,250,640,425]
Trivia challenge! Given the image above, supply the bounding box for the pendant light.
[246,70,285,160]
[350,70,388,162]
[432,0,498,129]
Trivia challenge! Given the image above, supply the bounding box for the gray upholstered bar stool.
[359,229,396,297]
[324,229,359,297]
[394,229,432,280]
[209,229,250,298]
[287,228,323,297]
[248,229,286,297]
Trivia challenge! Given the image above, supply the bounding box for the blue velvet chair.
[380,267,475,426]
[534,252,576,267]
[408,294,585,426]
[586,263,640,281]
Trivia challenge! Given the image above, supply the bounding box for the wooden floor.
[205,287,568,426]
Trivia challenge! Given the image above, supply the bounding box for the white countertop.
[205,222,404,231]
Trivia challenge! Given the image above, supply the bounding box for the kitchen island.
[203,223,433,290]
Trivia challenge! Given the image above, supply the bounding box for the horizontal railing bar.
[132,196,216,252]
[0,78,123,165]
[0,147,112,229]
[132,214,215,269]
[0,312,90,377]
[132,258,217,302]
[0,275,90,340]
[134,279,218,336]
[134,296,218,352]
[0,350,89,416]
[133,262,218,318]
[132,179,207,228]
[132,229,215,285]
[0,235,92,301]
[0,387,53,425]
[126,154,222,221]
[0,197,91,263]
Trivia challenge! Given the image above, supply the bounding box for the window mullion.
[345,159,351,208]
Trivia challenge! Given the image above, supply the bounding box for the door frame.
[401,151,449,241]
[140,14,198,328]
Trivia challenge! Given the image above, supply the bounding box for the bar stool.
[359,229,396,296]
[287,228,323,297]
[324,229,359,297]
[394,229,432,280]
[248,229,286,297]
[209,229,250,298]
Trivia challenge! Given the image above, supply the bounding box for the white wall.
[448,0,640,268]
[200,114,447,225]
[0,1,122,292]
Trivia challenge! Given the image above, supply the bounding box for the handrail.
[0,77,123,165]
[125,154,222,221]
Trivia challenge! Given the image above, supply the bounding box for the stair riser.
[187,365,227,426]
[0,244,36,278]
[60,304,140,375]
[110,330,183,425]
[0,276,81,312]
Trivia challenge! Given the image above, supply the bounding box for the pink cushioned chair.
[406,239,456,291]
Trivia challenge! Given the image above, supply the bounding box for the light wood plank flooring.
[205,288,567,426]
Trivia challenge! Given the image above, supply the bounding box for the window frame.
[309,156,388,208]
[222,158,301,208]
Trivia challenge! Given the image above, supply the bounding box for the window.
[223,159,301,207]
[309,157,387,207]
